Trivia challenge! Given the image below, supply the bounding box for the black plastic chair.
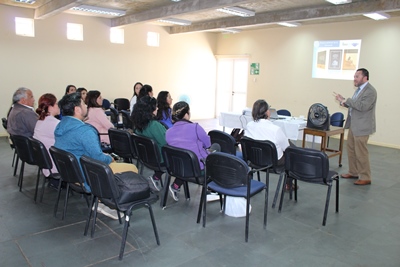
[49,146,91,219]
[328,112,345,147]
[208,130,237,155]
[106,106,123,129]
[102,98,111,110]
[161,145,207,212]
[240,137,285,208]
[108,128,138,165]
[113,98,130,111]
[11,135,37,194]
[278,146,339,226]
[200,152,268,242]
[131,133,166,187]
[277,109,291,116]
[2,117,19,175]
[80,155,160,260]
[120,110,132,129]
[29,138,62,203]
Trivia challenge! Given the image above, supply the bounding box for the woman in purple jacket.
[166,101,219,201]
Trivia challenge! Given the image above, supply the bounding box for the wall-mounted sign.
[250,63,259,75]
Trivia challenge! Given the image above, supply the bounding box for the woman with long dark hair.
[131,95,166,191]
[85,90,114,144]
[137,84,153,102]
[33,93,60,176]
[130,82,143,113]
[156,91,173,128]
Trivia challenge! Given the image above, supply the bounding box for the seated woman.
[130,82,143,114]
[131,96,166,191]
[33,93,60,178]
[76,87,87,102]
[166,101,220,201]
[85,90,114,144]
[245,99,294,190]
[156,91,173,128]
[137,84,153,102]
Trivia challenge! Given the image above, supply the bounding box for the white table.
[219,111,309,141]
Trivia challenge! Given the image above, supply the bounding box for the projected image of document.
[312,39,361,80]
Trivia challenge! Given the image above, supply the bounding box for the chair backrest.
[132,133,163,171]
[285,146,330,184]
[108,128,137,160]
[330,112,345,127]
[108,106,120,126]
[277,109,291,116]
[205,152,249,188]
[49,146,87,186]
[2,117,7,130]
[11,135,35,164]
[120,110,132,129]
[114,98,130,111]
[80,155,119,203]
[102,98,111,110]
[208,130,236,155]
[240,137,277,170]
[29,137,53,170]
[161,145,202,181]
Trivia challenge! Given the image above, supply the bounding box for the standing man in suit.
[334,68,377,185]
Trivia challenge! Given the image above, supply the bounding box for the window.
[15,17,34,37]
[110,28,124,44]
[67,23,83,41]
[147,32,160,47]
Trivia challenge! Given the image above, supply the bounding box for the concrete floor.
[0,119,399,266]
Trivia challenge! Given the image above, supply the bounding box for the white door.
[215,57,249,116]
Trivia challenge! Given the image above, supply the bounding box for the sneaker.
[97,203,119,220]
[149,175,161,191]
[169,184,180,201]
[207,192,220,202]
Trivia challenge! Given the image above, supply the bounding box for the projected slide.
[312,39,361,80]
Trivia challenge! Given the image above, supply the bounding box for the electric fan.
[306,103,330,131]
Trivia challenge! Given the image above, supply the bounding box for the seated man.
[54,93,138,219]
[7,87,38,137]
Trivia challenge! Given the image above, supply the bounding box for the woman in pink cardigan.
[33,93,60,176]
[85,90,114,144]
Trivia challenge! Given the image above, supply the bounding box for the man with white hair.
[7,87,38,137]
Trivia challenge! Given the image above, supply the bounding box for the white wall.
[0,5,218,135]
[216,18,400,148]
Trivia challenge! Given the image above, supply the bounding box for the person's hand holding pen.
[333,92,346,106]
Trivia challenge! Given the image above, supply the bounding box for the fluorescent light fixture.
[170,0,182,2]
[217,6,255,17]
[158,18,191,26]
[221,28,242,34]
[363,12,390,20]
[277,22,301,27]
[71,5,126,17]
[14,0,36,4]
[325,0,352,4]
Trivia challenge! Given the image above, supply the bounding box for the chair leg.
[90,200,98,238]
[62,185,71,220]
[323,184,333,226]
[245,197,250,242]
[18,162,25,191]
[278,174,287,212]
[148,204,160,245]
[40,173,48,203]
[161,174,171,209]
[34,168,41,203]
[335,177,339,212]
[257,171,260,181]
[183,181,190,200]
[53,181,64,217]
[84,197,96,236]
[197,185,205,224]
[12,150,17,167]
[264,186,268,230]
[119,211,130,260]
[294,179,298,202]
[272,172,284,208]
[13,155,19,176]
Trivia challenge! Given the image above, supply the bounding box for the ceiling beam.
[35,0,82,19]
[169,0,400,34]
[111,0,257,27]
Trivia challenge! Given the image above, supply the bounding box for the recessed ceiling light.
[71,5,126,17]
[158,18,192,26]
[363,12,390,20]
[277,22,301,27]
[221,28,242,34]
[217,6,255,17]
[14,0,36,4]
[325,0,352,4]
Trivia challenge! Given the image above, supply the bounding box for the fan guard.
[306,103,330,131]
